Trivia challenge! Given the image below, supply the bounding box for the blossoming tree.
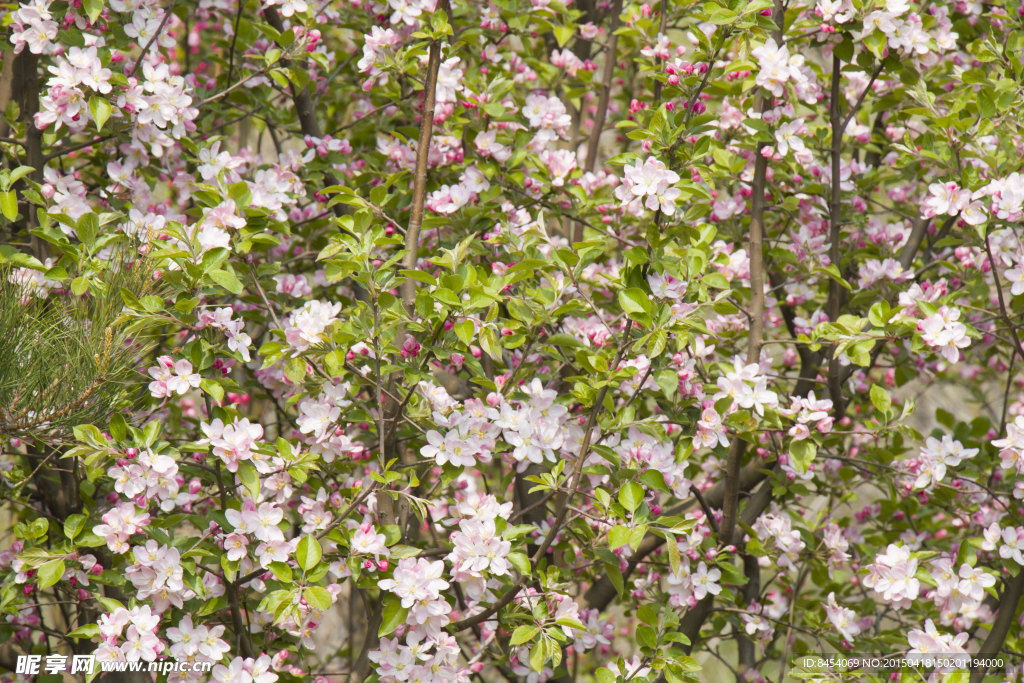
[2,0,1024,680]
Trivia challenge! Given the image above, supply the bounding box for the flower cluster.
[615,157,682,215]
[918,305,971,363]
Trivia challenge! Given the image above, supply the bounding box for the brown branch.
[826,53,846,422]
[580,458,771,611]
[968,571,1024,683]
[984,234,1024,363]
[651,0,668,103]
[400,3,448,311]
[450,576,528,631]
[262,7,324,139]
[719,10,774,550]
[453,322,635,633]
[689,484,719,534]
[840,62,884,132]
[210,433,254,660]
[575,0,622,244]
[42,132,121,163]
[127,0,180,80]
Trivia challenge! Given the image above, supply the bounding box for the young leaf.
[237,461,261,500]
[296,535,322,571]
[89,96,111,131]
[0,191,17,221]
[618,481,644,513]
[304,586,332,610]
[378,597,409,637]
[510,625,540,645]
[37,559,65,589]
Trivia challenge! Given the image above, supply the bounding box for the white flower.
[690,561,721,600]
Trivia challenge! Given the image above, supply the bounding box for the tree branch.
[826,53,846,421]
[968,571,1024,683]
[399,4,447,311]
[575,0,622,244]
[984,234,1024,363]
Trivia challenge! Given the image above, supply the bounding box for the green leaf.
[789,440,816,474]
[77,212,98,247]
[639,469,670,494]
[545,333,583,348]
[453,320,474,345]
[140,295,164,312]
[7,166,34,188]
[379,597,409,636]
[83,0,104,23]
[716,560,749,586]
[870,384,891,414]
[507,551,531,575]
[269,561,292,582]
[529,640,548,673]
[201,379,225,405]
[121,287,144,310]
[656,369,678,398]
[637,624,658,649]
[618,288,652,315]
[553,24,574,47]
[0,191,17,221]
[479,326,501,361]
[96,596,124,612]
[237,461,261,499]
[284,357,307,384]
[109,414,128,442]
[609,525,631,549]
[44,266,67,280]
[814,264,852,291]
[708,7,738,23]
[502,524,537,541]
[602,559,624,597]
[381,525,402,546]
[618,481,644,513]
[208,269,244,295]
[296,535,322,571]
[666,535,681,575]
[68,624,100,639]
[554,617,588,631]
[510,625,540,645]
[64,514,86,540]
[648,329,667,358]
[89,96,111,132]
[38,559,65,589]
[389,545,421,560]
[304,586,332,610]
